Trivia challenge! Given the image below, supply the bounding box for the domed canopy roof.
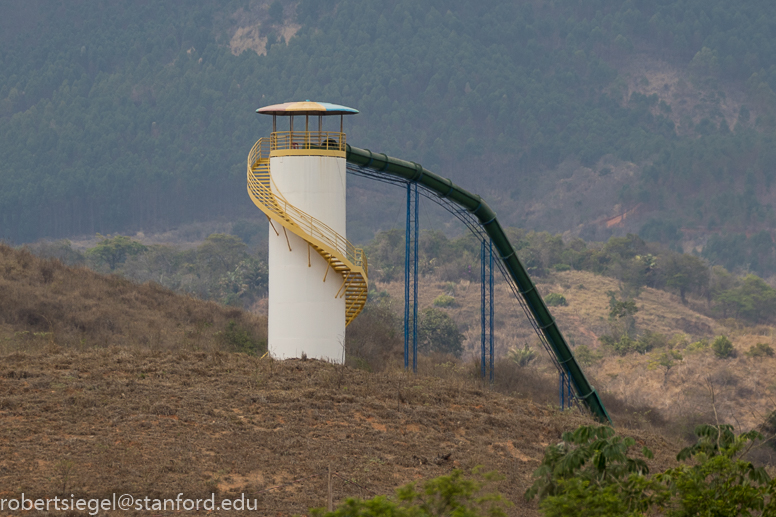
[257,101,358,116]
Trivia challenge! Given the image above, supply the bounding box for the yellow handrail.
[247,138,367,275]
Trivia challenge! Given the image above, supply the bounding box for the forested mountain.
[4,0,776,273]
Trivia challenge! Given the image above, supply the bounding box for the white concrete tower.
[246,101,367,363]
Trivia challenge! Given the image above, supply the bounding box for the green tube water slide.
[346,145,612,424]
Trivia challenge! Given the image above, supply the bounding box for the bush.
[507,344,536,367]
[746,342,774,358]
[418,307,464,357]
[686,338,710,353]
[312,468,510,516]
[574,345,603,365]
[711,335,735,359]
[600,332,661,356]
[544,293,568,307]
[527,424,774,517]
[432,294,456,307]
[345,302,402,371]
[219,320,266,355]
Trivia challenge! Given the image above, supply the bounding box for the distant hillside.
[4,0,776,256]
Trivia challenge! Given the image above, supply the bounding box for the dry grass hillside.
[378,269,776,433]
[0,244,686,516]
[0,351,682,517]
[0,243,267,355]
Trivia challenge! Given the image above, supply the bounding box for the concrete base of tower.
[266,154,348,363]
[267,228,346,362]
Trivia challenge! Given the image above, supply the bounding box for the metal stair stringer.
[246,138,368,326]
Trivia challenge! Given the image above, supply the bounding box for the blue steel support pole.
[412,182,419,374]
[404,183,411,370]
[489,239,494,383]
[481,241,486,379]
[560,371,564,409]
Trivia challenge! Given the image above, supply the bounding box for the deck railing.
[270,131,346,152]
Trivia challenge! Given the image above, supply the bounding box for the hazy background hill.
[4,0,776,276]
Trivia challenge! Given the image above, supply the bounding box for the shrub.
[219,320,266,355]
[345,302,402,371]
[552,263,571,271]
[527,424,773,517]
[686,338,710,353]
[574,345,603,365]
[432,294,456,307]
[600,333,660,356]
[544,293,568,307]
[638,331,669,351]
[507,344,536,367]
[418,307,464,357]
[746,343,774,358]
[312,468,510,516]
[711,335,735,359]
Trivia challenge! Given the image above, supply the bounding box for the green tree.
[312,468,509,517]
[268,1,284,24]
[525,425,659,517]
[196,233,248,278]
[528,424,776,517]
[508,344,536,367]
[417,307,463,357]
[648,350,683,384]
[661,254,709,304]
[711,335,735,359]
[86,234,148,270]
[715,275,776,323]
[657,425,773,517]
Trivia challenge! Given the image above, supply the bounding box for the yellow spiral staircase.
[246,136,368,326]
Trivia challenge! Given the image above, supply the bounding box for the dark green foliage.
[5,1,776,243]
[702,231,776,278]
[764,412,776,452]
[711,335,735,359]
[528,424,775,517]
[86,235,148,271]
[267,1,284,24]
[53,232,269,308]
[417,307,464,358]
[607,293,638,320]
[659,425,773,517]
[544,293,567,307]
[661,254,709,303]
[230,220,264,245]
[344,300,402,372]
[714,274,776,322]
[746,342,775,358]
[639,218,681,246]
[311,468,509,517]
[219,319,266,355]
[525,425,656,516]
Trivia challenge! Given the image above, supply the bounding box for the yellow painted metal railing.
[247,137,368,326]
[270,131,346,153]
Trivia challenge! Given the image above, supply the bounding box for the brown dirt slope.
[0,351,678,516]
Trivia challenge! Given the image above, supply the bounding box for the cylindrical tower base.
[267,155,347,363]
